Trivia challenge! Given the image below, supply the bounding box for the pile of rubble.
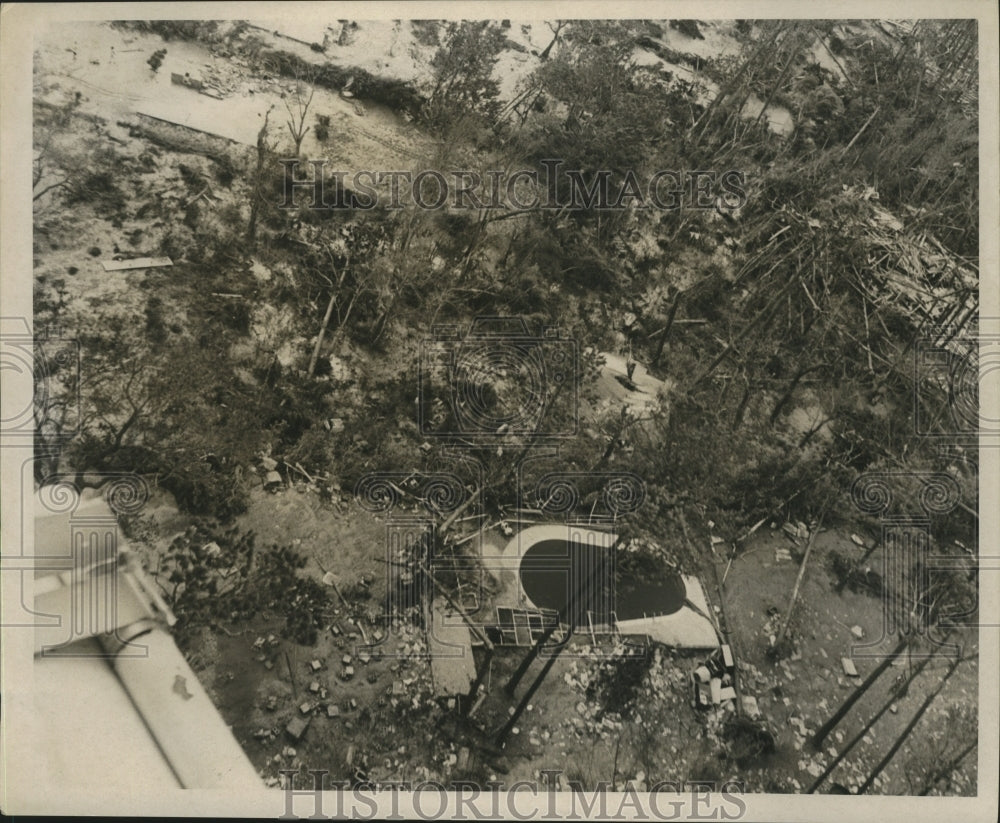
[386,626,436,712]
[691,644,738,709]
[251,633,280,670]
[567,699,626,740]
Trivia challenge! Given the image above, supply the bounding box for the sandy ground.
[37,22,430,162]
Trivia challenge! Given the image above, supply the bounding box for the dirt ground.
[717,526,977,793]
[126,478,977,795]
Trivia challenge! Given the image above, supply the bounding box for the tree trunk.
[504,563,601,694]
[678,510,744,717]
[652,292,683,367]
[732,379,753,430]
[770,363,825,426]
[463,647,493,716]
[752,27,801,129]
[307,286,338,377]
[773,504,828,648]
[690,24,783,142]
[688,276,798,391]
[538,22,566,61]
[836,538,882,594]
[247,110,271,243]
[798,416,832,448]
[592,406,631,471]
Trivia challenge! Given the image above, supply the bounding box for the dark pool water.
[614,572,687,619]
[519,538,686,623]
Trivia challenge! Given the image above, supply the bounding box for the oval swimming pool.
[516,528,686,623]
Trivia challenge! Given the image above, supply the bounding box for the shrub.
[722,716,776,768]
[147,48,167,72]
[160,526,330,648]
[828,549,882,596]
[420,21,505,133]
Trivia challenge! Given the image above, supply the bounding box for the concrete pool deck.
[495,525,721,649]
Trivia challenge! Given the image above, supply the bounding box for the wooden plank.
[102,257,173,272]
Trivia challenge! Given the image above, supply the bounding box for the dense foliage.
[35,18,978,561]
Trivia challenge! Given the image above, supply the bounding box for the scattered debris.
[841,657,859,677]
[170,71,224,99]
[782,521,809,541]
[690,643,739,708]
[285,716,310,741]
[101,256,173,272]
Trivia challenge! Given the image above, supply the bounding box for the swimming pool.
[508,524,718,648]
